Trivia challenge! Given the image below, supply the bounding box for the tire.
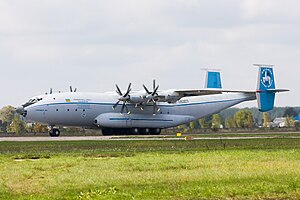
[144,128,150,135]
[140,128,150,135]
[150,128,161,135]
[49,128,60,137]
[102,128,113,136]
[131,128,139,135]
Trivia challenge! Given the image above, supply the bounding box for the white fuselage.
[24,91,256,129]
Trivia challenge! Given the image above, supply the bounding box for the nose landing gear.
[49,127,60,137]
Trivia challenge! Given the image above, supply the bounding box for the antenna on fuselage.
[45,88,53,95]
[69,86,77,92]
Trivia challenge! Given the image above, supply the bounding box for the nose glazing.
[16,107,27,117]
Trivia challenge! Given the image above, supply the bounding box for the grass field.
[0,138,300,199]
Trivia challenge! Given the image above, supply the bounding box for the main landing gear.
[49,127,60,137]
[102,128,161,136]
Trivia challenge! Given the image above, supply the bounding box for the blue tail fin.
[205,71,222,89]
[256,66,276,112]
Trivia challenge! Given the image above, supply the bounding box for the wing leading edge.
[160,87,289,102]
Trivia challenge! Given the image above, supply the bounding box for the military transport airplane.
[16,65,288,137]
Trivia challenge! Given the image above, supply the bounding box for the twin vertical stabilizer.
[204,70,222,89]
[256,65,276,112]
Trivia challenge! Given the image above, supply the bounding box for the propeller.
[142,80,160,114]
[112,83,132,114]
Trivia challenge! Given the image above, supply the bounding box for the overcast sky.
[0,0,298,108]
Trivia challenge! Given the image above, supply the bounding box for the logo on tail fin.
[261,68,273,88]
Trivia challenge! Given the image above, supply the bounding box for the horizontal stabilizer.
[257,89,290,93]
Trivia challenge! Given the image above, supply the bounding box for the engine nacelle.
[128,95,146,104]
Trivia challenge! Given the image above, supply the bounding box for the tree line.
[180,107,299,132]
[0,106,48,134]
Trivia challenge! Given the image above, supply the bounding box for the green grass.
[116,131,300,139]
[0,138,300,199]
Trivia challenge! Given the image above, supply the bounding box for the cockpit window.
[22,97,43,108]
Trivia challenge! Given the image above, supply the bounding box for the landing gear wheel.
[49,128,60,137]
[139,128,150,135]
[144,128,150,135]
[150,128,161,135]
[131,128,139,135]
[102,128,113,136]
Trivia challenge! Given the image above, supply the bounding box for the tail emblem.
[261,68,273,88]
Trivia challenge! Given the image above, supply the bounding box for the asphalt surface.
[1,135,300,142]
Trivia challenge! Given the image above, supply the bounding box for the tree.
[199,118,209,129]
[32,123,48,133]
[283,107,297,117]
[0,106,16,125]
[234,109,254,128]
[7,115,26,135]
[189,121,196,129]
[285,116,295,128]
[263,112,271,128]
[211,114,222,129]
[225,117,236,128]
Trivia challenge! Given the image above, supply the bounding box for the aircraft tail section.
[256,65,276,112]
[205,70,222,89]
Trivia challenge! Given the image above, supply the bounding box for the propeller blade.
[123,83,132,97]
[143,84,151,94]
[127,82,132,92]
[153,103,156,115]
[50,88,53,94]
[153,80,156,91]
[150,99,160,114]
[115,84,122,96]
[156,103,160,112]
[152,85,159,96]
[74,88,77,92]
[112,101,120,110]
[70,86,73,92]
[125,104,130,114]
[123,89,131,98]
[121,102,125,113]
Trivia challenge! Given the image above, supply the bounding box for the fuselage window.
[67,109,70,111]
[56,109,58,111]
[83,109,85,112]
[75,109,78,111]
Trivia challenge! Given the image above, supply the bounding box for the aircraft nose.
[16,106,27,117]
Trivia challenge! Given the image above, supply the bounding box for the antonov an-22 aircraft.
[16,65,288,137]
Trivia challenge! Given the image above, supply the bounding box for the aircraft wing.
[155,89,257,103]
[173,89,256,97]
[155,88,288,103]
[171,88,288,98]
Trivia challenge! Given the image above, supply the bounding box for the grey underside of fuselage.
[27,93,256,128]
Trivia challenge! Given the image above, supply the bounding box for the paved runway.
[1,135,300,142]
